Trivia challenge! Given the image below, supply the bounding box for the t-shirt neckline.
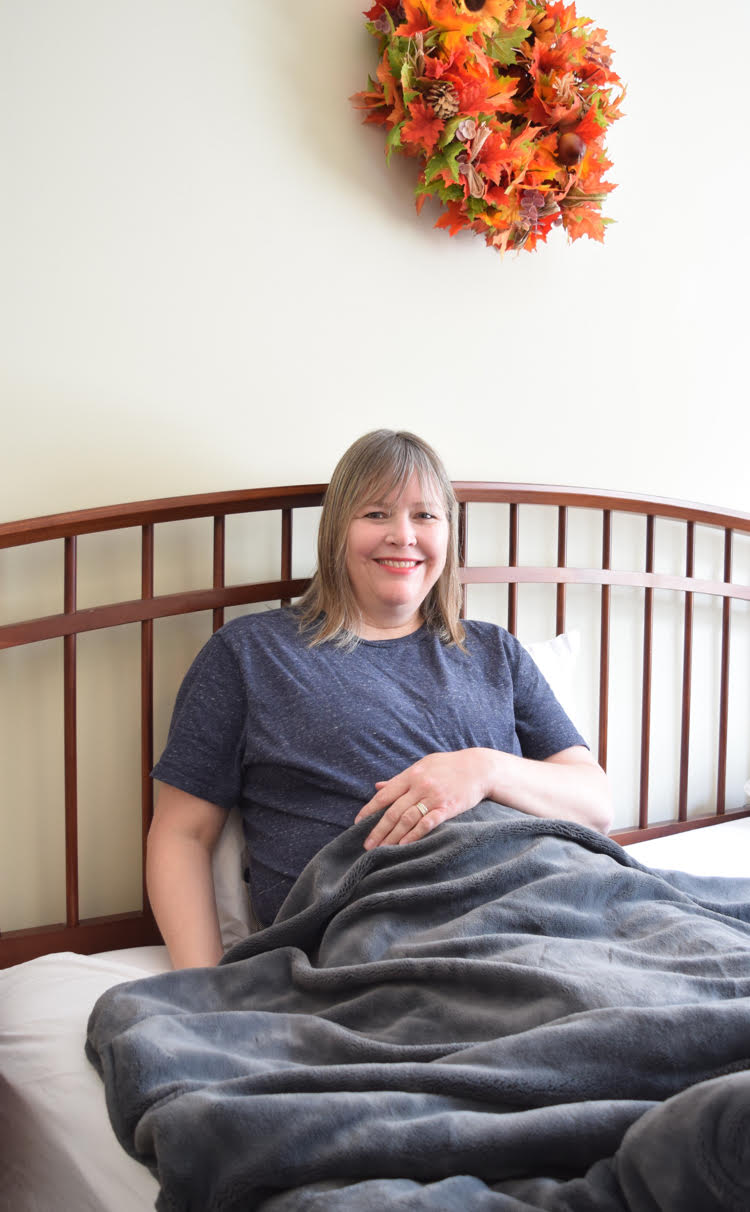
[357,625,430,648]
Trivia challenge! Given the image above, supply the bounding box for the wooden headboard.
[2,483,749,967]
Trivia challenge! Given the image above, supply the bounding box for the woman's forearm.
[482,747,613,834]
[357,745,613,848]
[146,812,224,969]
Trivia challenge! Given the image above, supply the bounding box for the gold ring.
[415,801,429,818]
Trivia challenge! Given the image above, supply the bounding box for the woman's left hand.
[354,749,493,849]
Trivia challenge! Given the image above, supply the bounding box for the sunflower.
[398,0,517,38]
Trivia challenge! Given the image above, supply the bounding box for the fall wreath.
[351,1,625,253]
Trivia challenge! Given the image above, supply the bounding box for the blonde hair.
[297,430,464,647]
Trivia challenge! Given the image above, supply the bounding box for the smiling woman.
[344,477,449,640]
[146,430,611,968]
[297,428,463,647]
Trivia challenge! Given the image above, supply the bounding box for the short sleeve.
[505,634,587,760]
[151,632,248,810]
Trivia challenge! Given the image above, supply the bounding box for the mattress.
[2,820,750,1212]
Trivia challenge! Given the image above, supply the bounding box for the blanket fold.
[86,803,750,1211]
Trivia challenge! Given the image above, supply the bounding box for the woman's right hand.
[146,784,227,969]
[354,748,494,849]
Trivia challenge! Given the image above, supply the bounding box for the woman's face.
[345,473,449,637]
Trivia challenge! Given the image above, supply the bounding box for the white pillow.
[523,629,585,740]
[211,805,256,947]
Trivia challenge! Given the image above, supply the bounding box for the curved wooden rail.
[2,482,749,965]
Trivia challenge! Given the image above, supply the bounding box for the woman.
[147,430,612,968]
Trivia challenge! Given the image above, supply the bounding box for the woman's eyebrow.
[364,498,440,510]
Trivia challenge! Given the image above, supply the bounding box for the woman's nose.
[386,512,417,546]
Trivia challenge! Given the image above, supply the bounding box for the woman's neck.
[352,612,423,641]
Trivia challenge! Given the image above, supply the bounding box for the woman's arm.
[146,784,228,969]
[355,746,613,848]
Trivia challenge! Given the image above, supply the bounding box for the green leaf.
[400,60,415,95]
[385,122,404,164]
[485,25,530,67]
[387,42,406,79]
[424,139,464,185]
[465,196,489,220]
[415,178,463,205]
[439,116,465,148]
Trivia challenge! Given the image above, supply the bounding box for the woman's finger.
[355,776,408,823]
[398,803,447,845]
[363,795,429,849]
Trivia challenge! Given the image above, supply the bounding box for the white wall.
[2,2,749,931]
[1,0,748,520]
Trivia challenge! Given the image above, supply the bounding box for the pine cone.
[422,80,460,120]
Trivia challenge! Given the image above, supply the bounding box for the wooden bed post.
[64,536,79,930]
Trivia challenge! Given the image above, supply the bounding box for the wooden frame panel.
[2,482,750,966]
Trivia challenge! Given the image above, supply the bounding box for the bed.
[2,482,750,1210]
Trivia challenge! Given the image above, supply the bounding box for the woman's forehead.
[357,469,444,507]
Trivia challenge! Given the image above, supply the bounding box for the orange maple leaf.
[434,200,470,236]
[476,131,516,186]
[570,107,608,146]
[455,78,495,116]
[376,55,405,126]
[524,211,558,251]
[486,75,520,115]
[376,57,398,108]
[396,1,431,36]
[484,184,512,210]
[505,0,533,25]
[544,2,588,36]
[423,52,455,81]
[477,125,543,187]
[350,86,392,126]
[561,205,606,242]
[401,98,444,156]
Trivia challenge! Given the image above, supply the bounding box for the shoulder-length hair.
[296,430,465,648]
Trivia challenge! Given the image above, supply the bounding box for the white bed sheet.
[1,946,169,1211]
[2,820,750,1212]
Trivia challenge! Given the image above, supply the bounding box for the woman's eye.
[364,511,387,519]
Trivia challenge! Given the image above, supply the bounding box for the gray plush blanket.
[86,804,750,1211]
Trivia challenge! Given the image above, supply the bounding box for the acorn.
[558,132,586,167]
[464,0,487,11]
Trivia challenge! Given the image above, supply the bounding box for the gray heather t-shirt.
[152,608,585,925]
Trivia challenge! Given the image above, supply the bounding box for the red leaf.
[434,200,470,236]
[401,98,444,155]
[571,107,607,146]
[562,205,606,243]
